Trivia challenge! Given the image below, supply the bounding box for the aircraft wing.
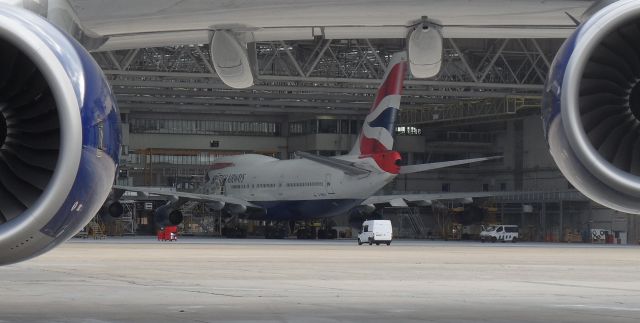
[66,0,596,50]
[362,192,505,207]
[112,185,260,209]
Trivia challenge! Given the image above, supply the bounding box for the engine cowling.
[0,5,120,264]
[544,0,640,214]
[155,205,184,227]
[105,201,124,218]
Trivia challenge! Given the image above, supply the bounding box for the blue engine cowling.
[0,5,120,264]
[543,0,640,214]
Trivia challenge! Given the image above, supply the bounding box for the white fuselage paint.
[206,154,394,219]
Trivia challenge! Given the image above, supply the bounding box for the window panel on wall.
[303,120,315,134]
[289,122,302,135]
[318,119,338,134]
[339,120,350,134]
[206,120,213,133]
[180,120,186,133]
[350,120,359,134]
[129,118,281,136]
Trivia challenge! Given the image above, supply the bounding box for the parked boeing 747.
[107,52,501,227]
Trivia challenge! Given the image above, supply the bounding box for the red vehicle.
[157,226,178,241]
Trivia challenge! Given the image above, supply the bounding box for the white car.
[480,225,519,243]
[358,220,392,246]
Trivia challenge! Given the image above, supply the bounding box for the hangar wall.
[115,106,638,242]
[392,114,566,193]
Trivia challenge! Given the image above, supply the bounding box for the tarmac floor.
[1,238,639,323]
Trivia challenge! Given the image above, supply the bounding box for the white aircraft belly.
[71,0,593,39]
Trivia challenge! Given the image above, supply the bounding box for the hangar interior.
[92,37,639,244]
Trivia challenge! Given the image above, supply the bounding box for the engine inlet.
[0,38,60,225]
[579,20,640,176]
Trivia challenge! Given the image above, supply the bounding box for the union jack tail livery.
[349,51,407,156]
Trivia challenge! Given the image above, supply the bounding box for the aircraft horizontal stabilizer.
[295,151,370,176]
[399,156,502,174]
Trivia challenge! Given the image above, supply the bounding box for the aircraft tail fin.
[349,51,407,156]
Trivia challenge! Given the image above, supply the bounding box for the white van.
[480,225,519,243]
[358,220,392,246]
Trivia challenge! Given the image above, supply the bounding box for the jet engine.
[154,205,184,227]
[0,5,120,264]
[104,201,124,218]
[544,0,640,214]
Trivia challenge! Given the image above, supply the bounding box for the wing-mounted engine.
[102,188,127,218]
[155,203,184,227]
[544,0,640,214]
[0,5,120,264]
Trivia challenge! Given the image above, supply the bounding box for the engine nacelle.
[206,201,225,211]
[155,205,184,227]
[353,204,376,215]
[407,21,443,79]
[0,5,120,264]
[105,201,124,218]
[544,0,640,214]
[225,204,247,215]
